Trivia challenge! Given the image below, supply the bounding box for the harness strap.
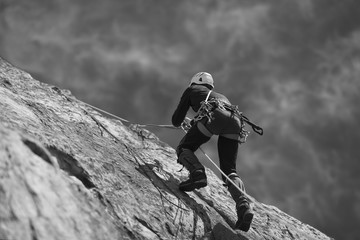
[205,90,212,102]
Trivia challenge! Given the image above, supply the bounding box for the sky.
[1,0,360,239]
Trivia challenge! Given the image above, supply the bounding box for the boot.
[178,149,207,192]
[235,199,253,232]
[179,169,207,191]
[227,173,253,232]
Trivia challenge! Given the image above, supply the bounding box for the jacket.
[172,84,231,127]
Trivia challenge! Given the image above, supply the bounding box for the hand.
[186,117,196,126]
[181,117,193,131]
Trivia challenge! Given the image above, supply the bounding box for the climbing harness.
[193,90,263,143]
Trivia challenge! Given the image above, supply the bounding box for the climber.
[171,72,254,232]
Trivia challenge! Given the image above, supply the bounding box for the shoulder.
[180,87,193,98]
[209,90,231,104]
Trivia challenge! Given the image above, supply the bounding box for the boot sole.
[235,210,254,232]
[179,180,207,192]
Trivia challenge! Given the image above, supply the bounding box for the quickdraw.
[193,91,263,143]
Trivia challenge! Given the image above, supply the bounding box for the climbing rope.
[81,101,131,123]
[56,94,192,219]
[79,101,179,129]
[68,95,262,208]
[49,90,271,238]
[83,107,189,210]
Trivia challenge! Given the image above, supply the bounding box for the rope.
[81,101,131,123]
[79,100,180,129]
[135,123,179,129]
[205,90,212,102]
[56,95,191,213]
[84,108,189,213]
[67,95,262,208]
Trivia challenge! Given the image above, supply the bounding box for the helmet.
[189,72,214,89]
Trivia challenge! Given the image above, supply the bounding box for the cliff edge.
[0,57,333,240]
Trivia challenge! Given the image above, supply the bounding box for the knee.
[176,146,191,157]
[176,147,193,164]
[176,146,182,156]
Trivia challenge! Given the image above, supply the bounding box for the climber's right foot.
[235,203,254,232]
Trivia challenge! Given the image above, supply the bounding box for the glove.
[181,117,194,131]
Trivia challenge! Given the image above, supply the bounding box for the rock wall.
[0,57,333,240]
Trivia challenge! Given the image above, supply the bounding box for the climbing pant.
[226,173,247,207]
[218,136,238,181]
[176,125,210,191]
[177,149,208,191]
[177,123,240,178]
[177,149,205,173]
[176,123,211,155]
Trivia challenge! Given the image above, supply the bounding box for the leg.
[218,135,253,232]
[227,173,253,232]
[217,135,238,179]
[176,124,211,191]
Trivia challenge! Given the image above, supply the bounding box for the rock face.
[0,57,333,240]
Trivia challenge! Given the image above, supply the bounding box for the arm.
[172,88,191,127]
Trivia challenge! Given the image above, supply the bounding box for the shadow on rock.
[136,162,213,234]
[212,223,250,240]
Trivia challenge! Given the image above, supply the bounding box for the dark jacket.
[172,84,231,127]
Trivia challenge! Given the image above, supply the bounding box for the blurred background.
[1,0,359,239]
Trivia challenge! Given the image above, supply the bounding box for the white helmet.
[189,72,214,89]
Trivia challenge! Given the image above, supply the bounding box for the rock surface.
[0,57,333,240]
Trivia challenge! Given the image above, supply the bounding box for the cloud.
[314,31,360,122]
[296,0,314,18]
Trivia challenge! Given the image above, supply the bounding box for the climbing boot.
[179,169,207,191]
[235,201,253,232]
[177,149,207,191]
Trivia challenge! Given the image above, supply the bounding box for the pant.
[177,109,251,227]
[176,107,242,180]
